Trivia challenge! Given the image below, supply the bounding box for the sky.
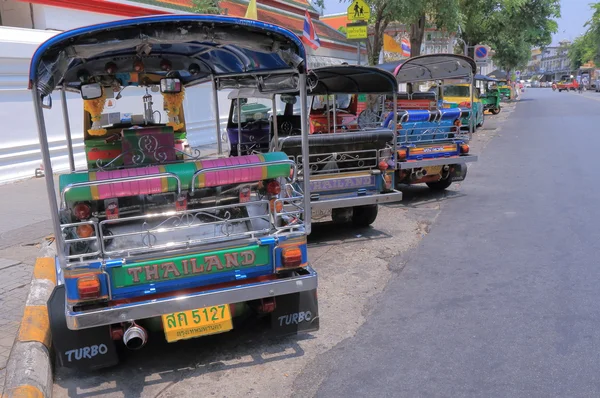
[320,0,591,46]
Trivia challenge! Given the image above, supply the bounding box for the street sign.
[346,22,368,40]
[347,0,370,21]
[474,44,490,65]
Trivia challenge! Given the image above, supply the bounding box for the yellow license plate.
[161,305,233,343]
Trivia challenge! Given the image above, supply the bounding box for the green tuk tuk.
[476,74,501,115]
[496,79,511,100]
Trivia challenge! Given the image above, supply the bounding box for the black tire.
[477,112,485,128]
[490,107,501,115]
[558,89,563,92]
[351,205,378,227]
[426,177,453,191]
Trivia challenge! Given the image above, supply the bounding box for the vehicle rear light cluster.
[458,102,471,108]
[282,247,303,269]
[77,275,101,300]
[76,224,94,238]
[266,180,281,196]
[73,202,91,220]
[397,148,407,161]
[460,144,470,154]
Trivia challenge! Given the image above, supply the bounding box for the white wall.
[0,24,227,184]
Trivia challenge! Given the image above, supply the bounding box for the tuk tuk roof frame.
[378,54,477,83]
[29,14,306,97]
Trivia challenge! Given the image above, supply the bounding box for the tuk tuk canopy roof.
[228,65,398,98]
[475,74,498,82]
[307,65,398,95]
[378,54,477,83]
[28,15,306,96]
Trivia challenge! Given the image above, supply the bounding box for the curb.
[2,240,56,398]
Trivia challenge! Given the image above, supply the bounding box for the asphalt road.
[293,89,600,397]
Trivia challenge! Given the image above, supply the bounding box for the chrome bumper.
[310,191,403,212]
[396,155,478,170]
[66,266,318,330]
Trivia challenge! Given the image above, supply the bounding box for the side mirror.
[41,95,52,109]
[81,83,103,100]
[160,78,182,93]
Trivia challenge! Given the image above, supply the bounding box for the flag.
[383,34,403,54]
[401,38,411,57]
[245,0,257,20]
[301,10,321,50]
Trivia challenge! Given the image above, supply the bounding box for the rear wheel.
[477,112,485,128]
[490,107,501,115]
[351,205,378,227]
[426,176,453,191]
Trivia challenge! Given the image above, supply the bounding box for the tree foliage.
[458,0,560,74]
[395,0,460,57]
[191,0,225,15]
[569,3,600,67]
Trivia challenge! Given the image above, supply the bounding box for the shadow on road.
[307,220,393,248]
[390,184,467,208]
[55,319,315,397]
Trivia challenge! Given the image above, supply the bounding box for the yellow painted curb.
[32,257,56,284]
[17,306,51,349]
[1,385,44,398]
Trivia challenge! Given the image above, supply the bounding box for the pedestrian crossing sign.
[347,0,370,21]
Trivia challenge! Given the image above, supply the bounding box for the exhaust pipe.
[413,168,427,180]
[123,323,147,350]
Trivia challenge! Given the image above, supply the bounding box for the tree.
[569,3,600,67]
[458,0,560,71]
[192,0,225,14]
[395,0,460,57]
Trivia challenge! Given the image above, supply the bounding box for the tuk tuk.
[442,83,485,129]
[379,54,478,191]
[31,15,318,370]
[226,65,402,226]
[476,74,501,115]
[496,79,511,100]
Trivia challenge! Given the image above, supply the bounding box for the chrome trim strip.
[310,191,403,211]
[396,155,478,169]
[66,266,318,330]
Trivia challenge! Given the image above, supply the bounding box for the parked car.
[531,81,540,88]
[524,80,532,88]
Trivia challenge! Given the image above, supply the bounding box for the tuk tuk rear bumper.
[396,155,478,169]
[65,266,318,330]
[310,191,403,212]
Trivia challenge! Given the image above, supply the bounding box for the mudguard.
[270,289,319,336]
[450,163,468,182]
[47,285,119,370]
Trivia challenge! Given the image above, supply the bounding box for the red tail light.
[73,203,91,220]
[460,144,470,154]
[458,101,471,108]
[266,180,281,196]
[397,149,407,161]
[76,224,94,238]
[282,247,303,269]
[77,275,101,300]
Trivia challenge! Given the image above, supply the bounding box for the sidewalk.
[0,177,53,391]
